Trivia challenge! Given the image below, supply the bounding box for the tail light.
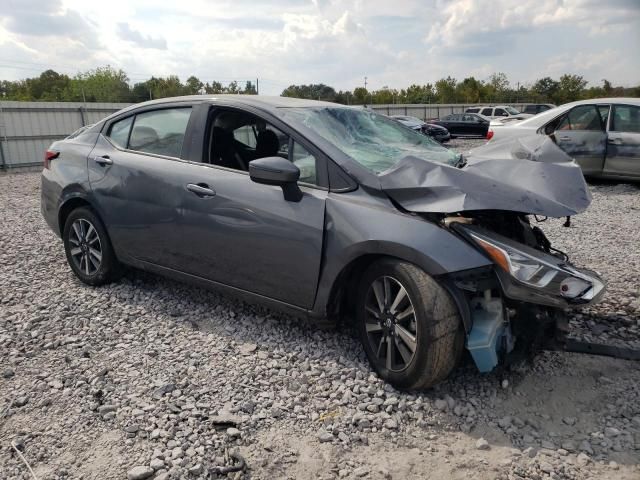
[486,130,494,141]
[44,150,59,169]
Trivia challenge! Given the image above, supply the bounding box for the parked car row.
[390,115,451,142]
[431,113,490,138]
[465,105,533,121]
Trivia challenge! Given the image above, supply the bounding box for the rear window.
[466,108,480,113]
[480,108,493,116]
[128,108,192,157]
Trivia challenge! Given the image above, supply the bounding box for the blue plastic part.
[466,304,505,373]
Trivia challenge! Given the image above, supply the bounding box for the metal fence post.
[79,106,86,127]
[0,105,7,170]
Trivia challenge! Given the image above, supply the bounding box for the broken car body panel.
[379,137,592,218]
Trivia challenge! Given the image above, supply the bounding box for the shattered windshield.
[280,107,459,174]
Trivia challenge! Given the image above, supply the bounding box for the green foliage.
[0,67,259,102]
[1,67,638,105]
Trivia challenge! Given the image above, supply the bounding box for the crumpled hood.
[379,136,591,217]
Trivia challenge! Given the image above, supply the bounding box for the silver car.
[488,98,640,181]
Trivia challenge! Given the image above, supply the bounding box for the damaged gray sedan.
[41,96,605,389]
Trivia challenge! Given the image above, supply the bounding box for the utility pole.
[256,78,259,95]
[364,76,368,107]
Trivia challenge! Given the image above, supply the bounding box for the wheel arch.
[321,245,478,333]
[58,195,94,234]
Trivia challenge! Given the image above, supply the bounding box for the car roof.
[107,95,342,120]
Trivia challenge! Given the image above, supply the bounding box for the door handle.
[607,137,622,145]
[93,155,112,165]
[186,183,216,197]
[558,136,571,141]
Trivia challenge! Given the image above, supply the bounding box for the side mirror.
[249,156,302,202]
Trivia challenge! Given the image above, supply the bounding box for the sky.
[0,0,639,95]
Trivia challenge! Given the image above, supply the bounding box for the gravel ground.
[1,164,639,480]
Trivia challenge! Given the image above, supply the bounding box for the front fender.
[312,190,491,315]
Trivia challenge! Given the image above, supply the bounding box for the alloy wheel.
[68,218,102,276]
[364,275,418,372]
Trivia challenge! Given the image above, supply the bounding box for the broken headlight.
[459,227,605,307]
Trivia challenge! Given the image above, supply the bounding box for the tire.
[356,258,463,390]
[62,207,122,286]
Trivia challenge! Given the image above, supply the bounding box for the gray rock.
[604,427,621,437]
[476,438,490,450]
[226,427,241,438]
[434,399,447,411]
[2,369,14,378]
[11,396,28,408]
[127,466,154,480]
[539,461,553,474]
[318,430,333,443]
[353,466,369,477]
[577,452,591,466]
[150,458,165,470]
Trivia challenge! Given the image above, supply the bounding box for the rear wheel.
[356,259,463,390]
[63,207,122,285]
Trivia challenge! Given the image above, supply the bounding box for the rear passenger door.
[603,104,640,179]
[88,105,195,265]
[548,104,607,175]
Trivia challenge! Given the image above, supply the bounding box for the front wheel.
[63,207,122,286]
[356,259,463,390]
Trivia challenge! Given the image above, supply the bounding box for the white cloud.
[0,0,637,93]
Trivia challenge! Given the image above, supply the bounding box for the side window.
[107,116,134,148]
[128,108,192,157]
[611,105,640,134]
[208,109,320,186]
[481,108,493,116]
[494,108,507,116]
[233,125,257,148]
[598,105,611,130]
[466,108,479,113]
[290,141,317,185]
[556,105,603,132]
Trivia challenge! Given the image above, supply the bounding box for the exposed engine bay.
[439,210,606,373]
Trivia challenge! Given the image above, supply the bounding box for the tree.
[281,84,337,101]
[435,77,457,103]
[352,87,369,104]
[204,81,224,94]
[555,74,588,103]
[225,81,240,94]
[184,76,204,95]
[456,77,485,103]
[243,81,257,95]
[74,66,132,102]
[532,77,560,102]
[487,72,509,102]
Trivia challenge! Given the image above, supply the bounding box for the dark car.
[41,96,605,389]
[432,113,490,137]
[521,104,556,115]
[391,115,450,142]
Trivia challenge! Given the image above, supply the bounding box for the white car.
[466,105,533,121]
[483,98,640,180]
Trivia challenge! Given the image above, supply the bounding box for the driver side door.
[175,107,327,308]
